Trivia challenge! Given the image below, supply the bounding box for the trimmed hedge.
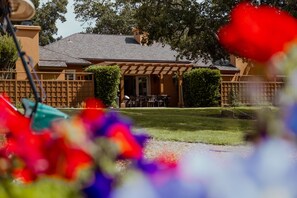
[183,68,221,107]
[85,65,121,107]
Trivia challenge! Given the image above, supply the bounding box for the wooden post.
[40,81,43,102]
[14,78,17,106]
[178,72,184,107]
[66,80,70,107]
[120,75,125,108]
[160,74,164,95]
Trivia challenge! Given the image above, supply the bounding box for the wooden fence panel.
[42,80,95,108]
[221,81,285,106]
[0,79,94,108]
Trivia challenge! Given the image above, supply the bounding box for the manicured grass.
[59,107,268,145]
[119,108,257,145]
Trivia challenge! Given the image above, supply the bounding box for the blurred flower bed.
[2,2,297,198]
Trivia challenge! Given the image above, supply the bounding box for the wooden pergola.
[99,61,193,107]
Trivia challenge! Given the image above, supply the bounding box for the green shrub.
[183,68,221,107]
[85,65,121,107]
[0,34,18,70]
[228,88,240,107]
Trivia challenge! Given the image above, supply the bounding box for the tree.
[73,0,297,61]
[73,0,137,34]
[30,0,68,46]
[128,0,231,61]
[251,0,297,17]
[132,0,297,62]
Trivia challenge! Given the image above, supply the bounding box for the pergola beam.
[103,61,193,75]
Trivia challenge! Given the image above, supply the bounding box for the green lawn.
[59,107,266,145]
[119,108,257,145]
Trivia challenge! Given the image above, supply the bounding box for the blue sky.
[40,0,85,38]
[55,0,86,38]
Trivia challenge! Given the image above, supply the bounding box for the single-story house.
[39,31,193,107]
[15,25,240,107]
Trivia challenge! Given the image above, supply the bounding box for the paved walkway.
[144,140,254,161]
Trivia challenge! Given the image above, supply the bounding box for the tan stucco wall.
[230,55,265,76]
[15,25,41,80]
[38,65,86,80]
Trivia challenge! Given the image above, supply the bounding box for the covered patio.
[101,61,193,107]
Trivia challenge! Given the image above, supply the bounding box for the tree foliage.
[73,0,137,34]
[251,0,297,16]
[73,0,297,61]
[0,34,18,71]
[132,0,297,62]
[30,0,68,46]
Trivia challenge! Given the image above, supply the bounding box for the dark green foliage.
[85,65,121,107]
[183,68,221,107]
[132,0,297,61]
[0,34,18,71]
[31,0,68,46]
[74,0,137,35]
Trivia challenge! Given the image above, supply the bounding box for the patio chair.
[147,95,157,107]
[156,95,165,107]
[124,95,130,107]
[160,95,170,107]
[127,96,136,107]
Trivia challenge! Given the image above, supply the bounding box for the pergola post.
[160,74,164,95]
[178,72,184,107]
[120,75,125,108]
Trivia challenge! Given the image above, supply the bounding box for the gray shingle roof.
[213,65,239,71]
[39,47,91,65]
[194,59,239,72]
[38,60,67,67]
[194,58,212,67]
[194,64,239,72]
[194,64,240,72]
[43,33,190,63]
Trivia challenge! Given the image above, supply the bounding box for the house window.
[136,76,150,96]
[65,70,76,80]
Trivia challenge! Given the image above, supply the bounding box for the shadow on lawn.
[59,108,257,135]
[127,112,256,133]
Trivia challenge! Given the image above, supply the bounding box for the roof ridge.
[44,33,79,47]
[74,33,134,37]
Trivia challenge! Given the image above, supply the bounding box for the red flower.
[0,95,31,136]
[6,132,52,175]
[0,96,92,182]
[218,2,297,63]
[107,123,143,159]
[13,168,37,183]
[43,137,92,180]
[80,98,105,124]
